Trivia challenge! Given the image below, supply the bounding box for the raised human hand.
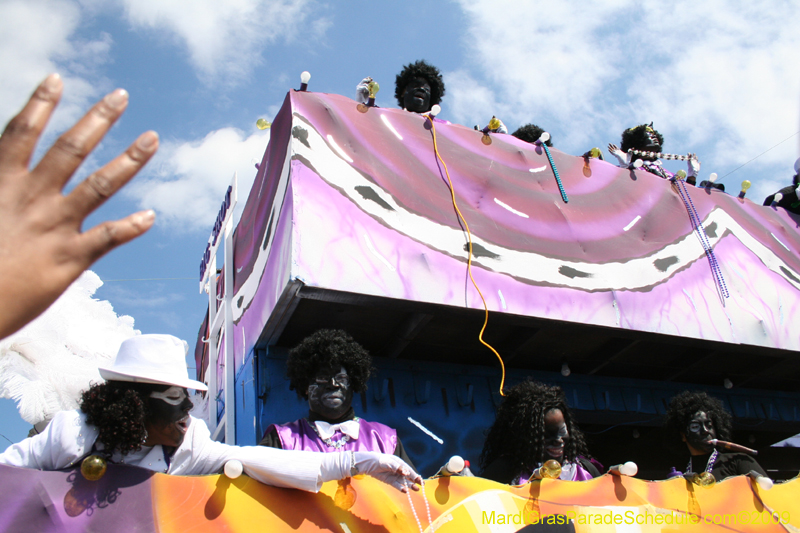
[355,77,373,104]
[0,74,158,339]
[607,143,630,166]
[688,153,701,175]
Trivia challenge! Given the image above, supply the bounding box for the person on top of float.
[480,380,603,483]
[512,123,553,146]
[664,391,767,482]
[762,160,800,215]
[0,334,421,493]
[394,59,446,115]
[608,123,701,184]
[260,329,417,473]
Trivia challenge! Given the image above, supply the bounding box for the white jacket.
[0,410,349,492]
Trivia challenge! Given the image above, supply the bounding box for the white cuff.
[318,451,349,484]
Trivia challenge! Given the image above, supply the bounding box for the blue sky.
[1,0,799,444]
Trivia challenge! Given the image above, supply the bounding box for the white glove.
[318,451,420,492]
[688,153,700,176]
[355,77,372,104]
[354,451,421,492]
[607,143,631,167]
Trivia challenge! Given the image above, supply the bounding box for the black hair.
[394,60,446,109]
[512,123,553,147]
[80,381,167,455]
[286,329,374,399]
[480,380,591,475]
[664,391,732,448]
[620,123,664,153]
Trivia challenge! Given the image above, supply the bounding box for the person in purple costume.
[480,380,601,484]
[608,123,701,184]
[259,329,417,473]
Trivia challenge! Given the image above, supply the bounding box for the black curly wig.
[479,380,591,475]
[512,123,553,147]
[394,60,445,110]
[286,329,374,399]
[664,391,732,449]
[80,381,168,456]
[620,123,664,153]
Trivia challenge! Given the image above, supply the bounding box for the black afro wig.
[620,123,664,153]
[664,391,733,449]
[512,123,553,147]
[286,329,374,399]
[394,60,446,109]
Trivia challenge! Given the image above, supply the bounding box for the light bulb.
[224,459,243,479]
[709,172,718,183]
[81,455,107,481]
[741,180,751,192]
[447,455,465,474]
[633,159,644,168]
[367,80,380,98]
[774,192,784,203]
[561,362,571,377]
[256,118,271,130]
[695,472,716,487]
[756,476,774,490]
[430,104,441,117]
[676,170,687,180]
[538,132,551,143]
[620,462,638,476]
[300,71,311,84]
[540,459,561,479]
[589,147,601,159]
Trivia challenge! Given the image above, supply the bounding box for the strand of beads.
[405,479,434,533]
[629,149,693,161]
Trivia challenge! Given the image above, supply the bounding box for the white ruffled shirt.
[0,410,350,492]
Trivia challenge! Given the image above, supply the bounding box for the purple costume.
[268,418,398,454]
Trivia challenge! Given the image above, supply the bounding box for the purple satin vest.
[269,418,398,454]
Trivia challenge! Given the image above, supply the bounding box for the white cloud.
[120,0,327,84]
[128,127,270,231]
[0,0,111,134]
[451,0,800,200]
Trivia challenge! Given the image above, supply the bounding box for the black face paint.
[684,410,716,454]
[644,129,662,153]
[307,365,353,421]
[543,408,570,461]
[403,77,432,113]
[145,386,193,448]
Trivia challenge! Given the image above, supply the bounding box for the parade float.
[3,82,800,531]
[190,83,800,529]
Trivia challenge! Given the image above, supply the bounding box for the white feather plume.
[0,271,139,425]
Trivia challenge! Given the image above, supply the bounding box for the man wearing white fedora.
[0,334,421,493]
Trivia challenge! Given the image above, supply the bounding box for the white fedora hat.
[99,334,208,391]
